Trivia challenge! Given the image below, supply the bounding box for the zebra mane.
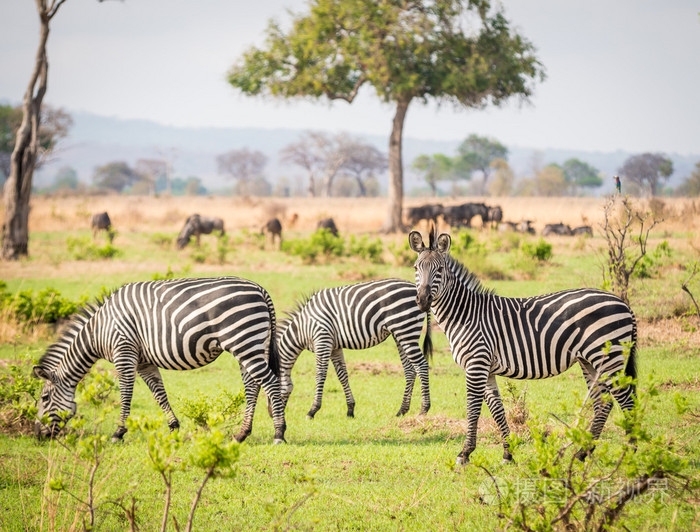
[278,291,318,336]
[36,300,103,370]
[445,254,496,296]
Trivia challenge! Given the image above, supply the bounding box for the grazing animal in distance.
[316,217,339,237]
[406,204,444,228]
[486,205,503,229]
[262,218,283,248]
[176,214,225,249]
[409,226,637,465]
[91,212,114,242]
[288,213,299,228]
[32,277,287,444]
[278,279,433,419]
[542,222,573,236]
[572,225,593,236]
[443,202,489,228]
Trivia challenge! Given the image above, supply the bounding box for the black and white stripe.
[409,228,637,464]
[33,277,286,443]
[278,279,433,419]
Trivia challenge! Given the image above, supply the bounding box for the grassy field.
[0,195,698,531]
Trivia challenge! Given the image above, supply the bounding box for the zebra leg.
[395,347,416,416]
[484,376,513,462]
[610,377,638,449]
[234,368,260,443]
[137,364,180,431]
[457,356,490,465]
[399,340,431,416]
[331,349,356,418]
[308,340,333,419]
[112,351,139,442]
[575,360,613,461]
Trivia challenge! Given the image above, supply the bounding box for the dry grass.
[10,195,699,237]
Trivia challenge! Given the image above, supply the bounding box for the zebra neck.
[59,326,101,387]
[431,272,485,332]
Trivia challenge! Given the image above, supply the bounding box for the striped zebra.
[409,227,637,464]
[278,279,433,419]
[33,277,286,444]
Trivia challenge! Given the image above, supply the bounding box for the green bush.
[520,238,553,262]
[0,282,87,324]
[176,389,245,428]
[150,232,174,248]
[66,235,120,260]
[388,240,416,267]
[0,364,41,433]
[348,235,384,263]
[282,228,345,264]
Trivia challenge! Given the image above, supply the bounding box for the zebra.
[278,279,433,419]
[32,277,286,444]
[408,226,637,465]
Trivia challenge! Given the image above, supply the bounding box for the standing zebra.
[409,227,637,464]
[33,277,286,444]
[278,279,433,419]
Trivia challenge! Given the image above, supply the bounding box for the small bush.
[388,240,415,267]
[520,238,553,262]
[0,364,41,434]
[282,228,345,264]
[348,235,384,263]
[150,232,174,248]
[177,389,245,429]
[66,236,120,260]
[0,282,86,324]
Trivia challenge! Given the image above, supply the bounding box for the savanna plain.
[0,195,698,531]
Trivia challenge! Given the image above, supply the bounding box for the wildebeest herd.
[37,215,634,465]
[405,201,592,237]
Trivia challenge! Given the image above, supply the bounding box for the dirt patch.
[348,361,403,375]
[658,376,700,391]
[396,413,529,438]
[638,317,700,348]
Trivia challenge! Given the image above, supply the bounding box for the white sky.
[1,0,699,154]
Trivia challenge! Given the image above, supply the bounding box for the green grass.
[0,227,698,530]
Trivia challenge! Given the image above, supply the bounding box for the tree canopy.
[228,0,544,231]
[454,134,508,194]
[618,153,673,196]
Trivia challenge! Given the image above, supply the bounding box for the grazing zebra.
[409,226,637,464]
[33,277,286,444]
[278,279,433,419]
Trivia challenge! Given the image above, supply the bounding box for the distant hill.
[34,111,699,194]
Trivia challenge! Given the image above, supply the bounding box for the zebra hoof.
[306,414,315,420]
[455,456,470,467]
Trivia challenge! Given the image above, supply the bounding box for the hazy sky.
[1,0,699,154]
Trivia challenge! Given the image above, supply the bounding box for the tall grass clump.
[66,236,120,260]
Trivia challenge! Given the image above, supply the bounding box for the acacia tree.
[411,153,454,196]
[228,0,544,232]
[454,134,508,195]
[216,148,268,196]
[618,153,673,197]
[562,157,602,192]
[339,139,387,197]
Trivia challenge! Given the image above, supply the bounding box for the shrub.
[520,238,553,262]
[0,364,42,434]
[176,389,245,429]
[282,228,345,264]
[388,240,415,267]
[0,282,87,324]
[66,236,120,260]
[348,235,384,264]
[150,232,174,248]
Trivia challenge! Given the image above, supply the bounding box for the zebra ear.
[408,231,425,253]
[436,233,451,254]
[32,365,54,382]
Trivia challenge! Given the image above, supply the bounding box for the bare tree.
[279,135,323,197]
[600,196,661,305]
[342,142,387,197]
[2,0,74,259]
[135,159,167,196]
[216,148,267,197]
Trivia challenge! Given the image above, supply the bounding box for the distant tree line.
[409,133,694,198]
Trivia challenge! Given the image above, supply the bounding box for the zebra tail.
[264,290,281,379]
[625,310,638,396]
[422,311,434,365]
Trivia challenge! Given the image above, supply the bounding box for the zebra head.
[33,365,77,439]
[408,225,452,312]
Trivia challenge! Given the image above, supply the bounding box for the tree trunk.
[2,2,56,260]
[381,98,410,233]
